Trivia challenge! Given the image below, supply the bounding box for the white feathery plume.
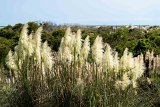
[13,44,26,70]
[120,48,130,70]
[63,46,72,63]
[120,48,128,70]
[91,36,103,65]
[19,24,28,51]
[130,54,145,88]
[128,52,134,69]
[42,63,46,78]
[14,45,21,60]
[14,45,24,68]
[17,24,29,60]
[33,27,43,64]
[132,57,139,80]
[103,43,114,71]
[75,29,82,55]
[28,33,34,56]
[121,73,131,90]
[79,36,90,64]
[153,55,157,71]
[64,27,71,47]
[41,41,53,71]
[113,52,119,73]
[132,54,145,80]
[132,80,137,88]
[115,73,131,90]
[64,27,71,37]
[58,27,72,62]
[115,80,122,89]
[70,33,76,53]
[6,50,17,70]
[13,50,22,70]
[138,54,145,77]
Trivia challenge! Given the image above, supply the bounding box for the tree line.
[1,22,160,63]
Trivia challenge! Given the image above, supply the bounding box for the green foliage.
[0,37,15,63]
[27,22,39,33]
[133,39,150,55]
[51,29,65,51]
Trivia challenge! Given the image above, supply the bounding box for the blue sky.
[1,0,160,25]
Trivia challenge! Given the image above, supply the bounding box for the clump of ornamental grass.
[145,50,160,76]
[56,28,146,106]
[5,24,53,106]
[3,26,147,107]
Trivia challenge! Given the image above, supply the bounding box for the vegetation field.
[1,22,160,107]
